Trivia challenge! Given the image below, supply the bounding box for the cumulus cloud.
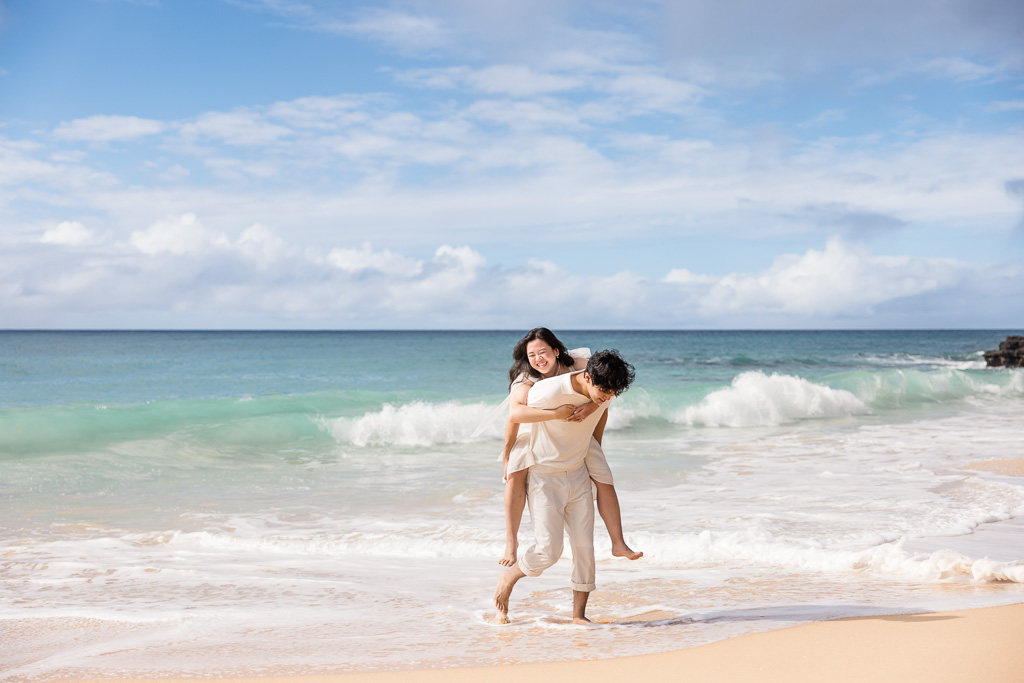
[130,213,230,255]
[663,268,718,285]
[39,221,97,247]
[327,242,422,276]
[698,237,961,317]
[236,224,291,266]
[5,223,1016,328]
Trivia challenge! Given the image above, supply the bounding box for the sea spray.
[677,371,869,427]
[318,400,498,446]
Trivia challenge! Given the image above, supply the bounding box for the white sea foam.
[677,371,869,427]
[174,525,500,559]
[632,529,1024,583]
[606,388,660,429]
[860,352,987,371]
[319,400,496,446]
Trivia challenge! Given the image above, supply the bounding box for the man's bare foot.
[572,589,590,625]
[612,543,643,560]
[499,540,518,567]
[493,567,523,623]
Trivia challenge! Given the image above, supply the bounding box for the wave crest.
[851,368,1024,409]
[320,401,496,447]
[677,371,869,427]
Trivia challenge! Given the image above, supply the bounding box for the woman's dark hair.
[508,327,575,389]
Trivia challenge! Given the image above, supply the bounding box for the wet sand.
[964,458,1024,477]
[54,602,1024,683]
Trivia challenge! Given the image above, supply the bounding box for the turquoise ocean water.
[2,330,1024,678]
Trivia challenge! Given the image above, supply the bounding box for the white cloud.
[180,111,292,146]
[0,137,119,189]
[237,223,290,266]
[265,95,369,129]
[395,62,700,119]
[324,8,449,53]
[54,115,165,142]
[7,221,1017,329]
[698,237,961,316]
[204,157,280,180]
[327,242,422,276]
[663,268,717,285]
[130,213,229,255]
[602,72,704,111]
[401,65,583,97]
[433,244,485,271]
[465,99,584,131]
[919,57,1003,83]
[799,109,847,128]
[989,100,1024,112]
[158,164,191,182]
[39,221,97,247]
[392,66,470,90]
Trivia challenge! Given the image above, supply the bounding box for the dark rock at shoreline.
[984,336,1024,367]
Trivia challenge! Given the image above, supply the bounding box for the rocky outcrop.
[984,336,1024,367]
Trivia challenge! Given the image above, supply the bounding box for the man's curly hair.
[585,349,635,395]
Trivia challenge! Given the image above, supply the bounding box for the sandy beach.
[52,602,1024,683]
[965,458,1024,477]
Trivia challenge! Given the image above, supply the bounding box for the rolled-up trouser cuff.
[572,581,596,592]
[518,559,543,578]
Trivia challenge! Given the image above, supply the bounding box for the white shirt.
[526,371,609,474]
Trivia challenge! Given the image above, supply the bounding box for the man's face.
[582,373,616,404]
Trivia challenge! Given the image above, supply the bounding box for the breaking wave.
[677,372,870,427]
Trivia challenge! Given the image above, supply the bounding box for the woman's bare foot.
[572,615,593,625]
[611,543,643,560]
[493,566,524,624]
[499,540,518,566]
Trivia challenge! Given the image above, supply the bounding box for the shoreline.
[49,601,1024,683]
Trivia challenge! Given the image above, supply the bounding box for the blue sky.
[1,0,1022,329]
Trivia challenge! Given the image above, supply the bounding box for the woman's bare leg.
[594,481,642,560]
[501,469,528,566]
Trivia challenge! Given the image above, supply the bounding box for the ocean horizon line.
[1,327,1019,334]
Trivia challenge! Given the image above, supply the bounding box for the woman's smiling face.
[526,339,560,377]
